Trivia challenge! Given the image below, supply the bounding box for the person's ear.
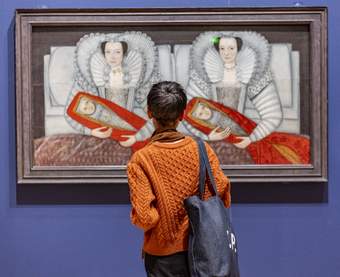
[178,112,185,121]
[147,108,153,119]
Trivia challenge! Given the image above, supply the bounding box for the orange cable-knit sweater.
[127,136,231,256]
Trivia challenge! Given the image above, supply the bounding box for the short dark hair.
[147,81,187,127]
[100,41,128,56]
[213,36,243,52]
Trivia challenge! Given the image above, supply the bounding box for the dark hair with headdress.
[213,36,243,52]
[147,81,187,127]
[100,41,128,56]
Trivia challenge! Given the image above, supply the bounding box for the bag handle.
[196,138,218,198]
[197,138,207,199]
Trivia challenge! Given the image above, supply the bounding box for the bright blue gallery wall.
[0,0,339,276]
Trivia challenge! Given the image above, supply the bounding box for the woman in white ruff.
[89,40,137,138]
[181,31,283,149]
[64,32,159,142]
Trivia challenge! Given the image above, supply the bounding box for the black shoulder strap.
[195,138,218,198]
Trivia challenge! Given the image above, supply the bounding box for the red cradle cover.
[184,97,310,165]
[66,91,148,151]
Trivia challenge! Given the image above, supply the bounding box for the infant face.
[219,37,238,65]
[192,103,213,121]
[104,41,124,68]
[77,97,96,115]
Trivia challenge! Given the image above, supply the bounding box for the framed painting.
[15,7,328,202]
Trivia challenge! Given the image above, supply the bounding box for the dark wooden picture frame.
[15,7,328,203]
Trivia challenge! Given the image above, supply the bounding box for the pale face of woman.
[104,42,124,67]
[219,37,238,64]
[193,103,213,121]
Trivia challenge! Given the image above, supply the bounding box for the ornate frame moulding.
[15,7,328,189]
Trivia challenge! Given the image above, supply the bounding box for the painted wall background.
[0,0,339,276]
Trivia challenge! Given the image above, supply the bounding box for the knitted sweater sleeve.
[205,143,231,208]
[127,160,160,231]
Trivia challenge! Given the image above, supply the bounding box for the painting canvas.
[16,8,327,186]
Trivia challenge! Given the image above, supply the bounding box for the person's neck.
[153,126,177,134]
[150,125,185,144]
[224,62,236,70]
[111,65,122,73]
[152,119,178,131]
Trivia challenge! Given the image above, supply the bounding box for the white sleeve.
[126,88,135,112]
[64,87,87,134]
[178,121,209,140]
[186,75,211,100]
[249,82,283,142]
[134,119,154,141]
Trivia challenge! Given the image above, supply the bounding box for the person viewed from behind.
[127,81,231,277]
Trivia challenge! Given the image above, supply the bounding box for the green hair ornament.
[211,36,220,45]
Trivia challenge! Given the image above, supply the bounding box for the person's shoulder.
[202,140,219,159]
[178,136,199,151]
[192,137,211,150]
[183,136,204,149]
[184,135,196,144]
[127,143,153,165]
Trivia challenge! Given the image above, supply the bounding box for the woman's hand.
[119,135,137,148]
[233,136,251,149]
[91,127,112,139]
[208,126,231,141]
